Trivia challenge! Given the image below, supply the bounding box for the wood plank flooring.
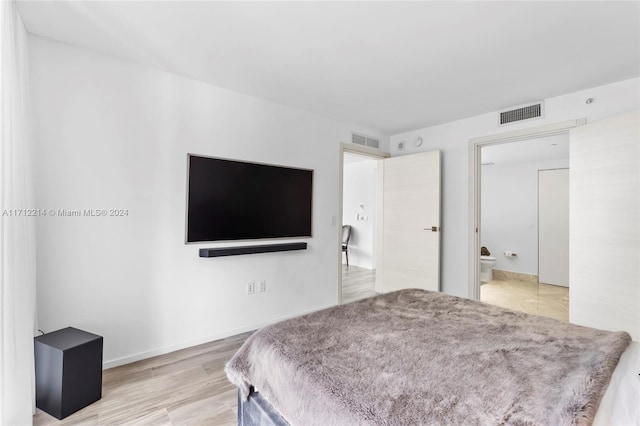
[33,332,253,426]
[341,264,377,304]
[480,279,569,322]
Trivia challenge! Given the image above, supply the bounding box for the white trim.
[468,118,586,301]
[338,143,388,304]
[102,303,336,369]
[374,161,384,291]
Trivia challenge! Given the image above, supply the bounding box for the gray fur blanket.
[226,289,631,425]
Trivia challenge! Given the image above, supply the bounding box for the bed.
[226,289,637,425]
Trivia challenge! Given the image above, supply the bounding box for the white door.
[376,150,441,293]
[538,169,570,287]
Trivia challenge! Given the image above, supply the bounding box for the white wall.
[390,77,640,297]
[29,36,383,367]
[342,159,377,269]
[481,158,568,276]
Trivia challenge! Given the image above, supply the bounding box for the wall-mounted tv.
[186,154,313,243]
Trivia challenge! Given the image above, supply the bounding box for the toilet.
[480,255,497,283]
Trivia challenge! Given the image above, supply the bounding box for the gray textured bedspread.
[225,289,631,425]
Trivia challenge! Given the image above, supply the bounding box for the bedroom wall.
[390,77,640,298]
[28,35,384,367]
[342,158,377,269]
[481,158,569,277]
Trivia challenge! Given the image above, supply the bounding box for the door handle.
[424,226,440,232]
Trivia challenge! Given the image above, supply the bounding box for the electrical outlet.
[247,281,255,294]
[258,280,266,292]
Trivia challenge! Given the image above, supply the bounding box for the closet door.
[538,168,569,287]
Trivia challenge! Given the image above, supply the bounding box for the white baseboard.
[102,303,336,369]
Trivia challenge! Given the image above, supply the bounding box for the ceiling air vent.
[499,102,543,126]
[352,132,380,149]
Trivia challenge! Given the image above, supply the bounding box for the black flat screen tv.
[186,154,313,243]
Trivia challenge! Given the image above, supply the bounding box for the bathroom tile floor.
[481,279,569,322]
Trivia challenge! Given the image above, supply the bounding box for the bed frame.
[238,386,289,426]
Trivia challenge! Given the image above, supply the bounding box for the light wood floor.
[341,264,377,304]
[481,279,569,322]
[33,332,253,426]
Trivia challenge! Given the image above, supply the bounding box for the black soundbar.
[199,242,307,258]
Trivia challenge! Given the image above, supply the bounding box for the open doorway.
[338,144,388,304]
[477,134,570,321]
[341,152,379,303]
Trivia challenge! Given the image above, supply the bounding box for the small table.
[34,327,103,419]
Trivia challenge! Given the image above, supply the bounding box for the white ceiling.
[17,1,640,136]
[481,134,569,166]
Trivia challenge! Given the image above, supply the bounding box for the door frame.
[338,143,389,304]
[468,118,586,301]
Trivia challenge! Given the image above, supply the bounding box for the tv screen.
[186,154,313,243]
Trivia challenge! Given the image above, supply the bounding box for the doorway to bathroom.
[478,134,570,321]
